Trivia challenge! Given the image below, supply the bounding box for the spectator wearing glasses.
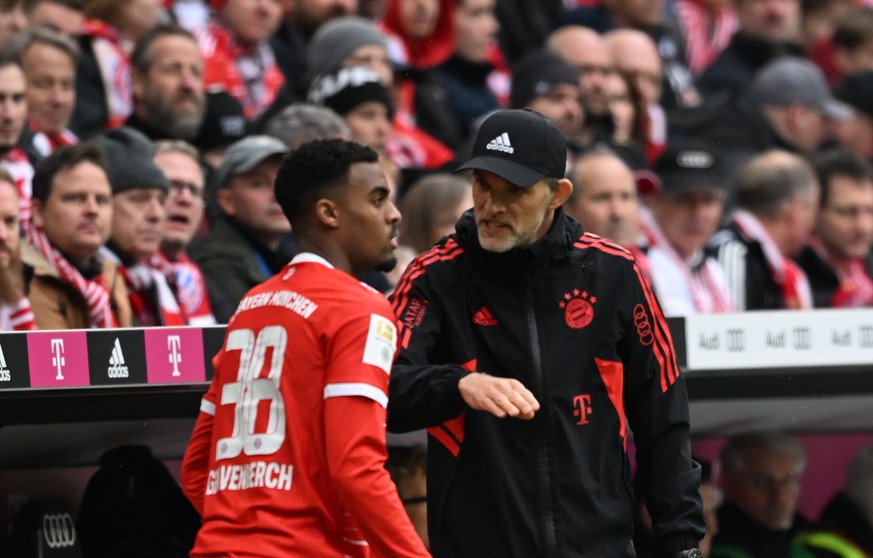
[151,139,216,325]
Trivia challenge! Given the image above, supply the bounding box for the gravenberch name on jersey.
[206,461,294,495]
[237,289,318,318]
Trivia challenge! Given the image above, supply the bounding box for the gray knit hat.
[306,16,388,83]
[94,127,169,194]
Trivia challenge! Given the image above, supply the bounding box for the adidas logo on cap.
[486,132,514,154]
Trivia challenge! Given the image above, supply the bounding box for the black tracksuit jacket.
[388,209,704,557]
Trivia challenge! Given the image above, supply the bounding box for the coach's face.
[472,169,571,253]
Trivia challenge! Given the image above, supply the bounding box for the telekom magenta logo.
[144,328,206,384]
[27,331,89,387]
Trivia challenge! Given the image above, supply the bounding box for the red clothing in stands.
[182,253,429,558]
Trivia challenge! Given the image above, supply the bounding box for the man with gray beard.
[125,24,206,142]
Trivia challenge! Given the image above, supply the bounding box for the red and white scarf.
[808,237,873,308]
[674,0,738,76]
[733,210,813,309]
[84,20,132,128]
[1,147,34,235]
[0,297,37,331]
[29,122,78,157]
[148,250,216,326]
[29,228,119,328]
[640,208,734,315]
[196,20,284,119]
[101,248,185,327]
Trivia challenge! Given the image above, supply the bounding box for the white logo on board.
[0,342,9,382]
[107,338,130,379]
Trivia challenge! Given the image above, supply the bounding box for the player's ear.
[314,198,339,228]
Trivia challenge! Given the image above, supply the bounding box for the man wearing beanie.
[309,66,394,155]
[95,127,186,327]
[22,142,132,329]
[306,15,393,89]
[309,65,454,171]
[388,108,704,557]
[191,135,291,322]
[510,50,584,143]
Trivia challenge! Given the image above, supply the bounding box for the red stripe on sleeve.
[428,425,460,457]
[594,357,628,450]
[633,261,681,391]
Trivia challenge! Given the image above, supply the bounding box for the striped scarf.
[2,297,37,331]
[148,250,216,326]
[674,0,738,76]
[29,228,118,328]
[1,147,34,235]
[101,248,185,327]
[733,210,813,310]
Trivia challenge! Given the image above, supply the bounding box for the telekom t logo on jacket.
[573,394,592,425]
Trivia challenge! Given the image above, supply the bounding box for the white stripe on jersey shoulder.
[200,398,216,415]
[290,252,335,268]
[324,382,388,408]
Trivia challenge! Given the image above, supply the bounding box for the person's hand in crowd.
[458,372,540,420]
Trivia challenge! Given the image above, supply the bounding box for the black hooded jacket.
[388,209,704,557]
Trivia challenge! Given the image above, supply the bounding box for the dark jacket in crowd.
[432,55,500,142]
[697,31,803,98]
[70,35,110,140]
[388,209,704,557]
[711,502,811,558]
[794,247,873,309]
[711,220,787,311]
[191,215,295,322]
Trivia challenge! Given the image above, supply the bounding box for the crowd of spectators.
[0,0,872,329]
[2,0,873,556]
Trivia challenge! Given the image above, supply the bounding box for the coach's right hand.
[458,372,540,420]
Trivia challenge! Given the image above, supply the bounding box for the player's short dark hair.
[32,142,109,201]
[274,138,379,226]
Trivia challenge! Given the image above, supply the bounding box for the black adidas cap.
[455,109,566,188]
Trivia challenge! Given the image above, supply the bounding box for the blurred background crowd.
[2,0,873,330]
[2,0,873,557]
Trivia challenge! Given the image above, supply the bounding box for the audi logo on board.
[42,513,76,548]
[725,329,745,352]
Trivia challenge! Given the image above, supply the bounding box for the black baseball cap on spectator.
[510,50,579,109]
[193,91,249,152]
[833,71,873,118]
[455,109,566,188]
[653,143,727,195]
[308,66,395,119]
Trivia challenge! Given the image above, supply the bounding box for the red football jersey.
[183,253,429,558]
